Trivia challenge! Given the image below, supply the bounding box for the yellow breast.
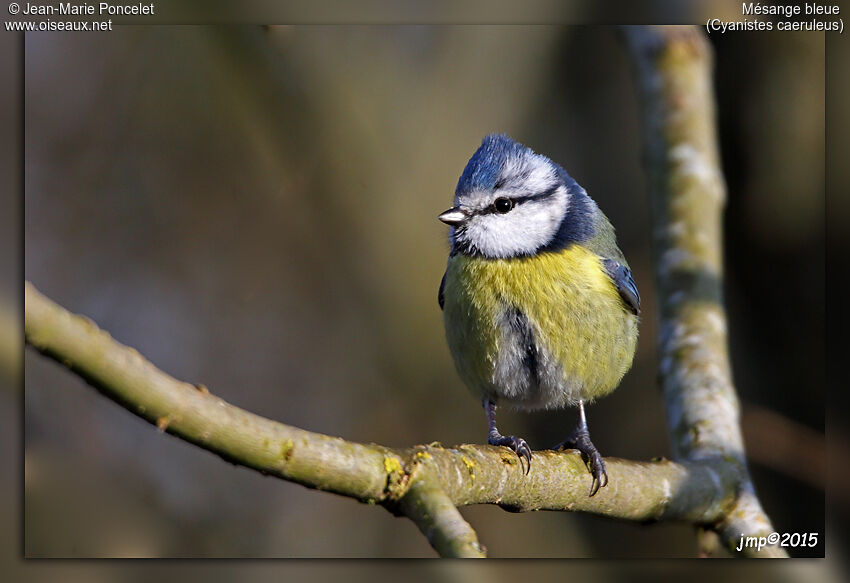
[442,245,638,409]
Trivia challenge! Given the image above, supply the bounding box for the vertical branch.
[624,26,786,557]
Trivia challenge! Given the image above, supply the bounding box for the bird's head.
[439,134,594,259]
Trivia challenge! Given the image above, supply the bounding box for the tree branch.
[26,281,743,556]
[623,25,785,557]
[398,474,486,558]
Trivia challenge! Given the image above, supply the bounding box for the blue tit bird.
[438,134,640,496]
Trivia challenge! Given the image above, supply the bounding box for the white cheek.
[467,188,568,258]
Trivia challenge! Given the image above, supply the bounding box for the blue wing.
[603,258,640,316]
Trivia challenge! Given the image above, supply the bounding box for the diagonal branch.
[26,281,743,556]
[398,475,486,558]
[623,25,785,557]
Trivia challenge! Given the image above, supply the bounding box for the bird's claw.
[489,434,532,474]
[585,449,608,497]
[553,429,608,497]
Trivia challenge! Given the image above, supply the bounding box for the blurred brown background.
[20,26,824,558]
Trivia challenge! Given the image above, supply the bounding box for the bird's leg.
[553,400,608,496]
[484,398,532,474]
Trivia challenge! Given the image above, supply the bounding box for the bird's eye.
[493,197,514,214]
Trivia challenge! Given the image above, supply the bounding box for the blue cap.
[456,134,531,195]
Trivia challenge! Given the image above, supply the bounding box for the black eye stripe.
[515,183,561,203]
[476,183,562,216]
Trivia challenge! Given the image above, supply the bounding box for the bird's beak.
[438,207,467,226]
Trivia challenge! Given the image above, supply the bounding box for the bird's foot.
[488,433,532,474]
[553,428,608,497]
